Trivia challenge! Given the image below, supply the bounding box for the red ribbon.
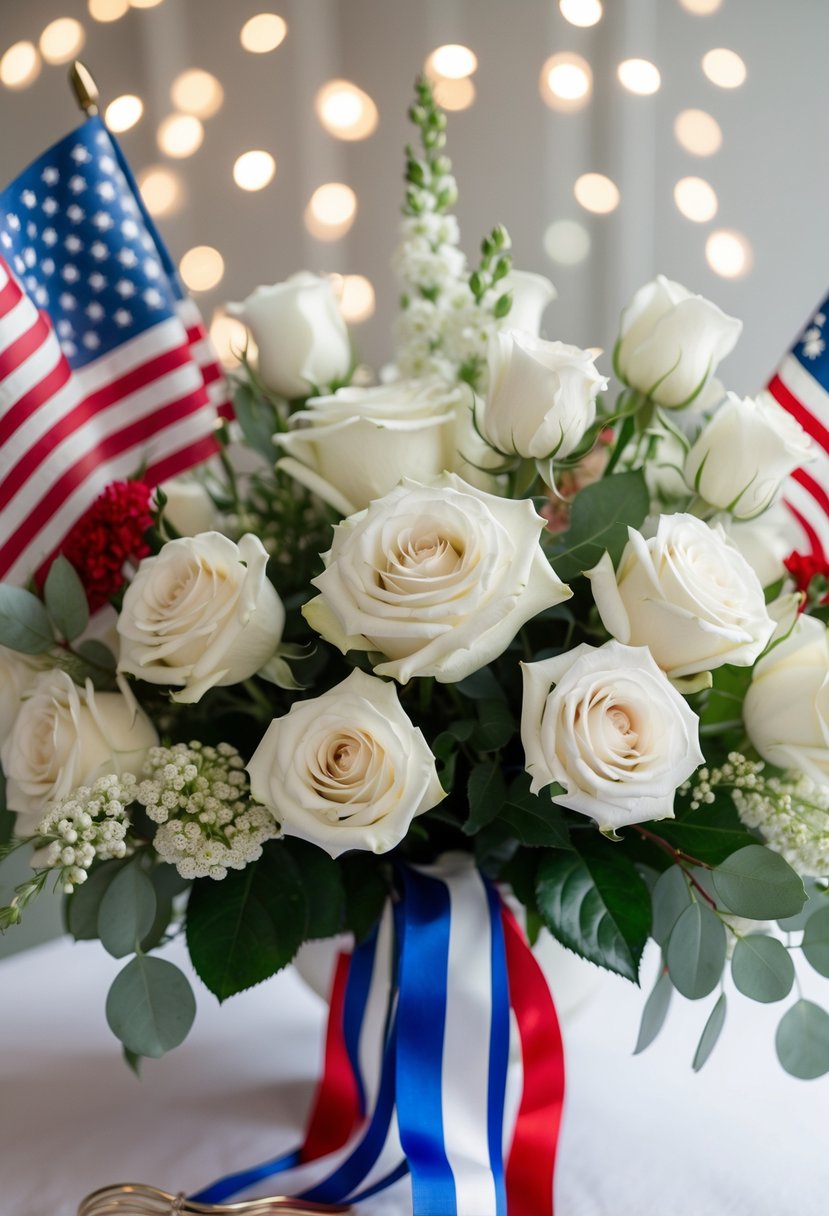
[300,952,363,1163]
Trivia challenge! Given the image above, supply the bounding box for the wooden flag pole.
[69,60,100,117]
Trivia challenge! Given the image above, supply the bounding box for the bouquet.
[2,73,829,1115]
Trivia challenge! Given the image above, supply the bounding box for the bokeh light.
[425,44,478,80]
[305,183,357,241]
[617,58,661,95]
[539,52,593,111]
[39,18,85,65]
[171,69,224,119]
[559,0,603,27]
[157,114,204,158]
[129,0,165,8]
[544,218,591,265]
[233,150,276,191]
[315,80,379,140]
[679,0,722,13]
[337,275,376,324]
[432,77,476,111]
[0,42,41,90]
[88,0,129,20]
[574,172,619,214]
[105,94,144,133]
[674,176,718,222]
[706,229,752,277]
[674,108,722,156]
[137,165,184,217]
[702,48,747,88]
[210,312,256,368]
[179,246,225,293]
[240,13,287,53]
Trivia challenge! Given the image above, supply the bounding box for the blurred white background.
[1,0,828,954]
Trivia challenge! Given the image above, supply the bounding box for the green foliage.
[549,469,649,582]
[692,993,727,1072]
[43,555,89,642]
[536,849,651,981]
[98,863,157,959]
[650,865,692,948]
[65,859,127,940]
[473,697,515,751]
[777,879,826,932]
[712,845,806,920]
[731,934,794,1003]
[775,1000,829,1079]
[106,955,196,1058]
[339,854,391,943]
[634,969,673,1055]
[233,379,283,463]
[0,584,55,654]
[0,767,12,849]
[647,796,758,866]
[802,905,829,978]
[666,900,726,999]
[497,775,571,850]
[464,764,507,835]
[282,838,345,940]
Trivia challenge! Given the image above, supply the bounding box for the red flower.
[784,550,829,609]
[61,481,155,612]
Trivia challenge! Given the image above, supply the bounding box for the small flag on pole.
[0,113,230,585]
[768,300,829,560]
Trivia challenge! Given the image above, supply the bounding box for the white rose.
[0,670,158,834]
[587,513,774,679]
[227,272,352,399]
[501,270,557,336]
[117,532,285,703]
[0,647,47,739]
[720,505,794,590]
[248,668,445,856]
[615,275,742,408]
[275,379,466,516]
[480,331,606,460]
[744,613,829,784]
[157,477,220,537]
[684,391,813,519]
[521,641,703,831]
[303,473,572,684]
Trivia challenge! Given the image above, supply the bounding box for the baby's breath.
[36,772,136,893]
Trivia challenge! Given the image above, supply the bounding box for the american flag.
[0,114,230,585]
[768,299,829,559]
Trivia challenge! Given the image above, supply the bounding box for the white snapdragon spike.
[481,331,606,461]
[303,473,572,684]
[520,640,704,831]
[247,669,444,857]
[36,772,137,892]
[615,275,742,408]
[743,612,829,785]
[587,513,775,680]
[275,379,466,516]
[136,741,278,880]
[117,532,285,703]
[683,391,813,519]
[226,272,352,399]
[1,670,158,835]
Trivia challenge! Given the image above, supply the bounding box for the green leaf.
[778,879,826,932]
[536,850,651,981]
[650,865,692,947]
[666,900,726,999]
[712,845,806,920]
[139,863,189,953]
[186,844,307,1000]
[646,796,758,866]
[123,1046,142,1077]
[0,584,55,654]
[340,854,390,943]
[550,469,649,582]
[0,766,13,848]
[473,697,515,751]
[106,955,196,1058]
[65,859,126,940]
[498,776,571,849]
[233,381,282,462]
[43,555,89,642]
[692,992,727,1072]
[281,838,345,940]
[731,933,794,1003]
[75,639,117,671]
[464,763,507,835]
[802,905,829,978]
[98,864,158,959]
[455,668,506,701]
[634,968,673,1054]
[775,1000,829,1080]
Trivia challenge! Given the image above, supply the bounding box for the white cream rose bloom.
[157,476,220,537]
[501,269,557,336]
[683,391,813,519]
[303,473,572,684]
[227,271,352,400]
[587,513,774,679]
[247,668,445,856]
[744,613,829,784]
[117,532,285,703]
[275,379,467,517]
[615,275,742,408]
[0,646,47,739]
[480,331,607,461]
[521,641,703,831]
[1,670,158,834]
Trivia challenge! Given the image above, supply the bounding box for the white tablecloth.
[1,933,827,1216]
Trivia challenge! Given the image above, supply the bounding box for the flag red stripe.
[0,352,73,448]
[783,497,826,562]
[0,387,211,572]
[0,310,54,381]
[792,466,829,517]
[768,373,829,455]
[0,275,23,317]
[201,362,222,386]
[143,432,219,485]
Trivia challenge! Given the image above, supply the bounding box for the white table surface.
[1,933,827,1216]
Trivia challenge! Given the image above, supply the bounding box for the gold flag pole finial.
[69,60,100,117]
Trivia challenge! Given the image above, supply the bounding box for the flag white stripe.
[784,478,829,554]
[72,315,194,391]
[778,354,829,427]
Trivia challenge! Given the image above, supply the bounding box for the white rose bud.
[117,532,285,703]
[615,275,742,408]
[276,379,465,517]
[481,332,607,460]
[157,477,220,537]
[303,473,572,684]
[587,513,774,679]
[227,271,352,399]
[0,670,158,834]
[501,270,557,336]
[521,641,703,831]
[248,669,445,856]
[744,613,829,785]
[684,391,813,519]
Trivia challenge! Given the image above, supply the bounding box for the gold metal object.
[77,1182,351,1216]
[69,60,100,116]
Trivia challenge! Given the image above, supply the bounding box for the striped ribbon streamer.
[192,860,565,1214]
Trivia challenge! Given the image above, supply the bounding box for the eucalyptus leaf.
[634,969,673,1054]
[550,468,649,582]
[666,900,726,999]
[712,845,806,920]
[778,879,826,932]
[692,992,727,1072]
[731,933,794,1003]
[0,585,55,654]
[775,1000,829,1080]
[802,905,829,978]
[98,864,158,959]
[464,763,507,836]
[65,859,127,940]
[651,865,692,948]
[43,555,89,642]
[106,955,196,1058]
